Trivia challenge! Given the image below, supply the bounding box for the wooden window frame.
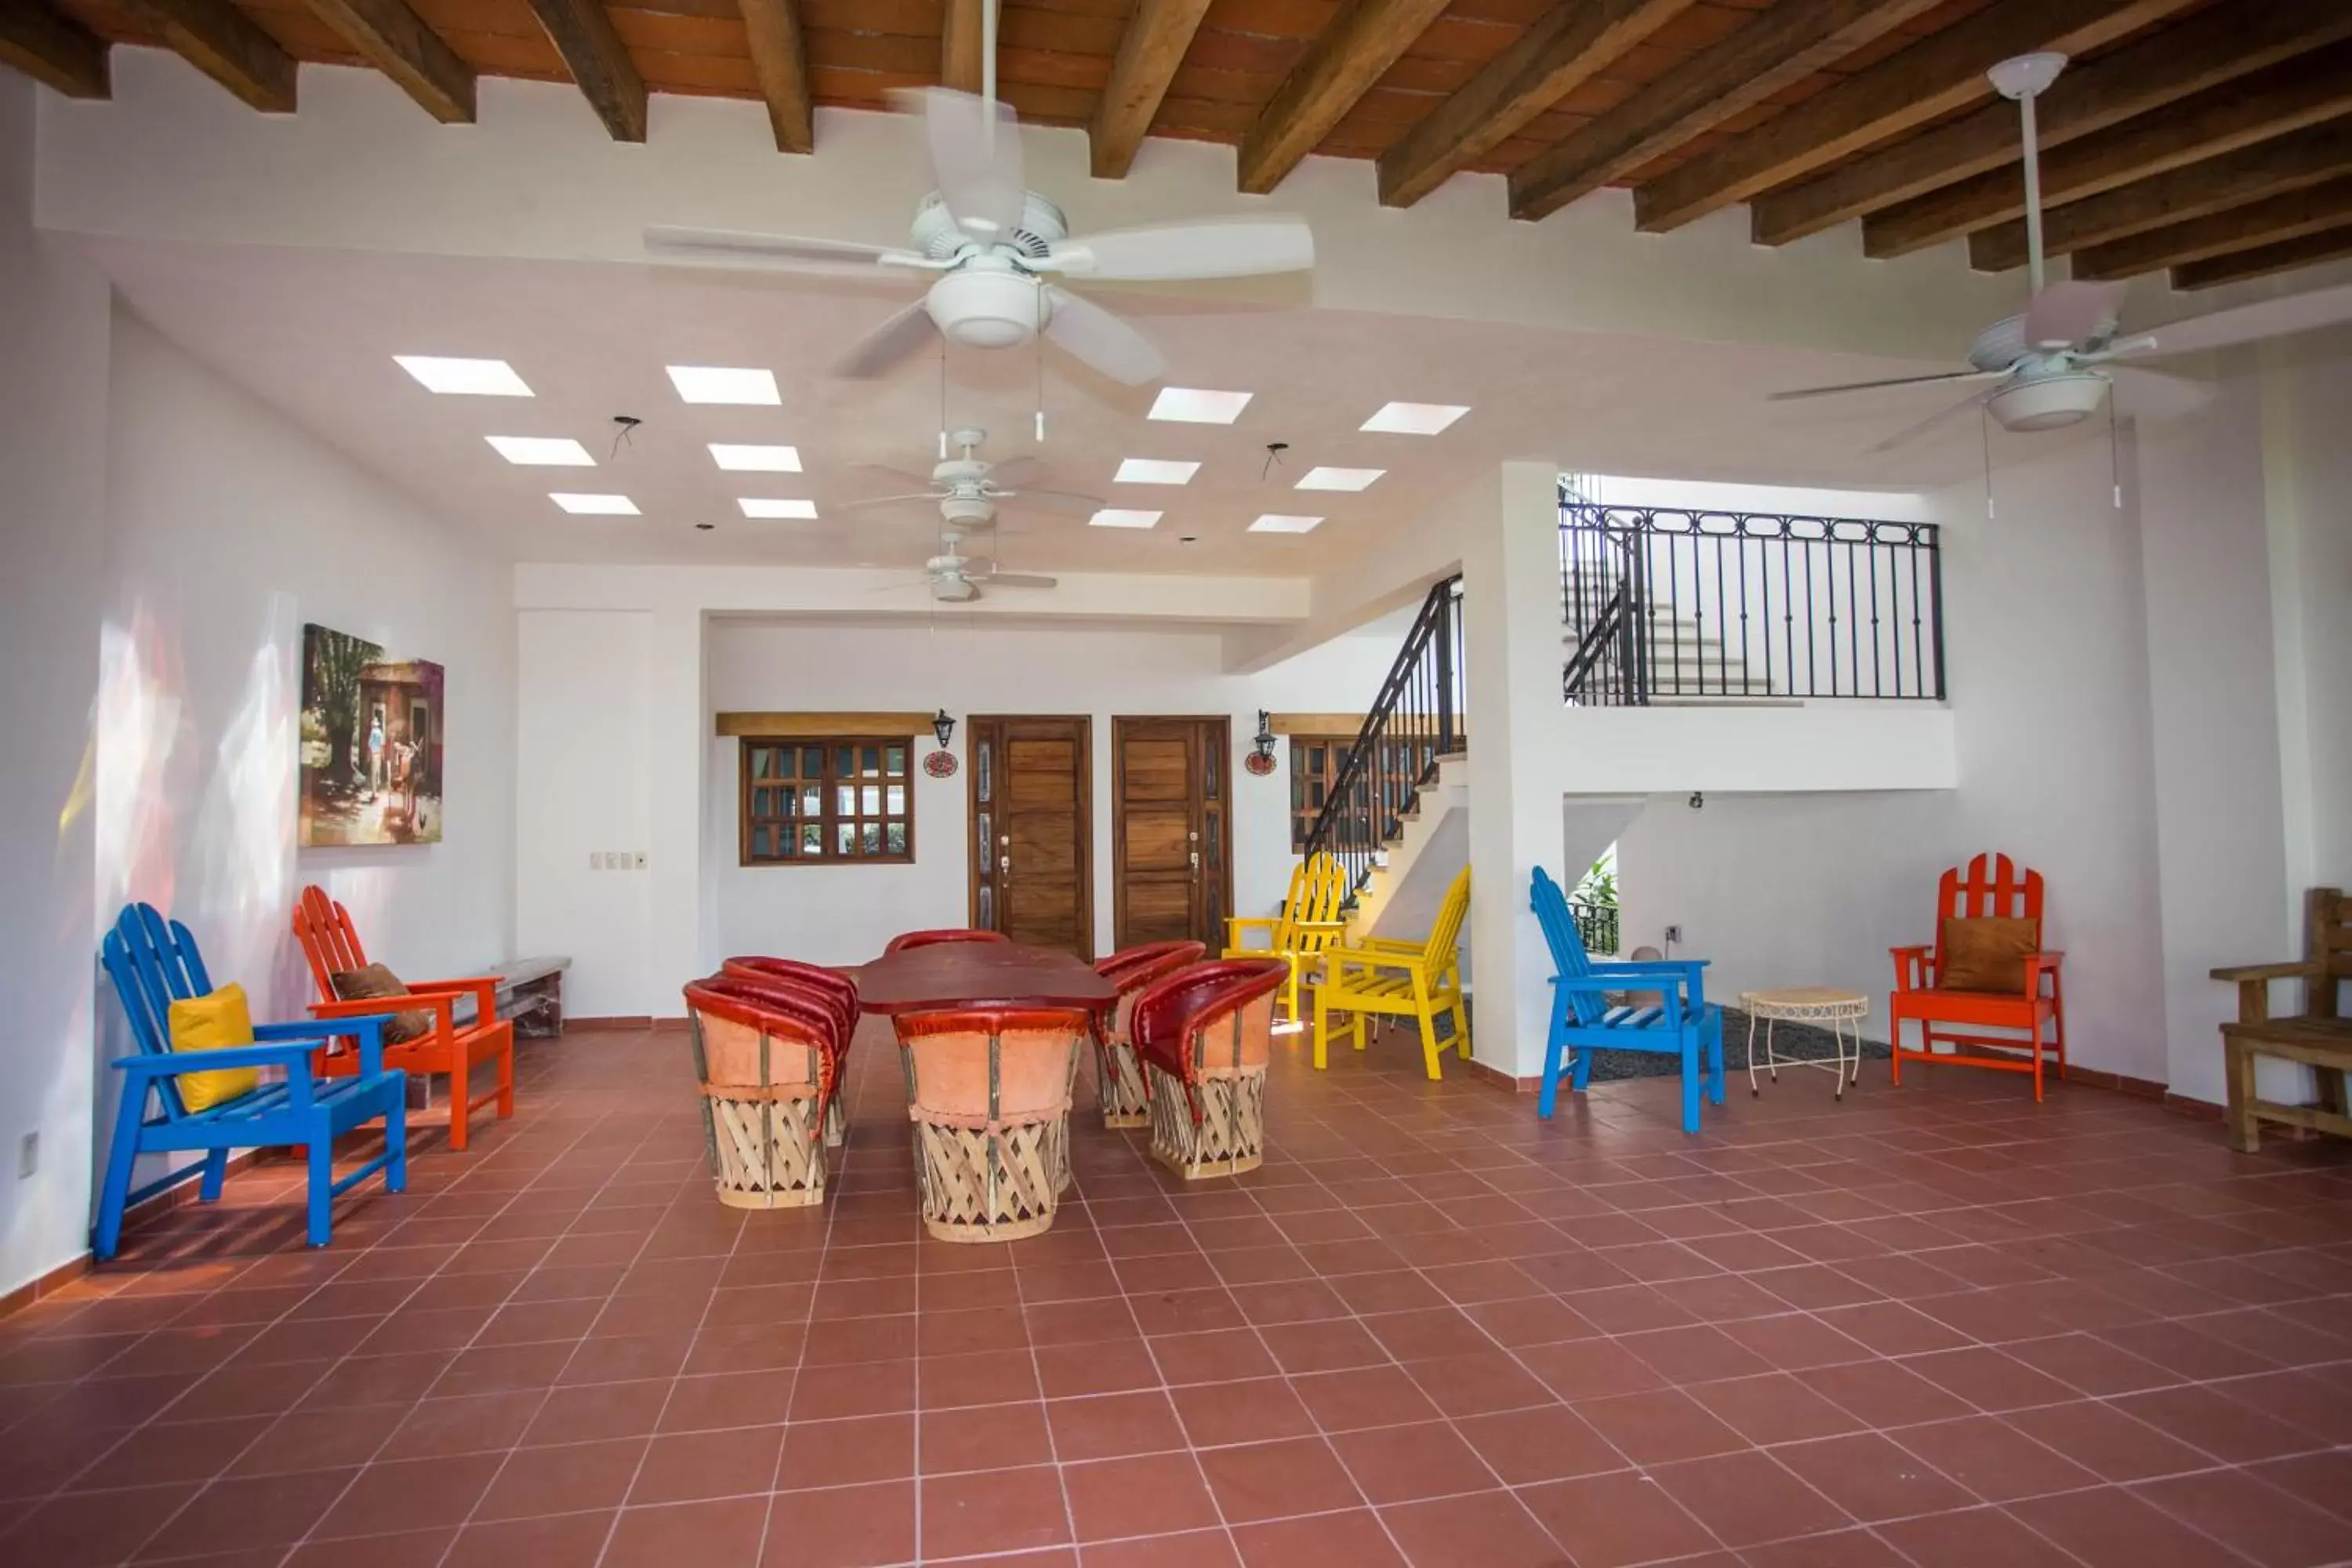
[739,735,916,867]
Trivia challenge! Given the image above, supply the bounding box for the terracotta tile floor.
[5,1019,2351,1567]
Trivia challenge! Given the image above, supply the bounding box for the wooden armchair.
[1222,851,1350,1023]
[1889,853,2067,1101]
[292,885,514,1150]
[2212,887,2351,1152]
[1314,864,1470,1080]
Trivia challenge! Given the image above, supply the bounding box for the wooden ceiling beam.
[1634,0,2190,234]
[116,0,295,111]
[2076,172,2352,280]
[1376,0,1696,210]
[1751,0,2352,248]
[942,0,983,94]
[1238,0,1453,196]
[2172,223,2352,289]
[1973,118,2352,273]
[299,0,473,122]
[739,0,812,154]
[0,0,110,99]
[1090,0,1214,180]
[1862,46,2352,258]
[1508,0,1946,223]
[524,0,646,142]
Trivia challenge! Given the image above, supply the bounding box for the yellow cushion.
[166,983,263,1112]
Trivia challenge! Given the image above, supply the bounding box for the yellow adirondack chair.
[1223,852,1352,1023]
[1315,864,1471,1080]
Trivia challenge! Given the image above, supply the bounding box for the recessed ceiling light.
[487,435,594,466]
[738,498,819,519]
[1360,401,1470,435]
[1149,387,1253,425]
[549,492,639,515]
[1297,466,1384,492]
[666,365,782,405]
[395,356,532,397]
[1089,509,1163,529]
[1115,458,1200,485]
[709,443,802,472]
[1249,514,1324,534]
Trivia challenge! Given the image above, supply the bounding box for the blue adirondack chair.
[1531,867,1725,1134]
[96,903,408,1259]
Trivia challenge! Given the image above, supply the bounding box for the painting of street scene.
[299,623,445,846]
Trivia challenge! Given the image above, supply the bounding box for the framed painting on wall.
[299,623,445,846]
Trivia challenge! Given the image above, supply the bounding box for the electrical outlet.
[633,851,647,870]
[1664,925,1683,945]
[17,1131,36,1180]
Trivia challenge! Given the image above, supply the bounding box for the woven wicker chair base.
[1096,1040,1150,1130]
[704,1092,827,1209]
[1145,1063,1266,1180]
[913,1116,1064,1241]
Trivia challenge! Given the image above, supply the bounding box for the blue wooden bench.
[1531,866,1725,1134]
[96,903,408,1260]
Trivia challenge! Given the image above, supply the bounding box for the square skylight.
[1149,387,1253,425]
[1296,466,1384,492]
[1089,509,1163,529]
[550,492,639,515]
[1249,514,1324,534]
[395,356,532,397]
[709,443,803,473]
[1360,401,1470,435]
[667,365,782,405]
[739,498,819,519]
[1114,458,1200,485]
[487,435,594,466]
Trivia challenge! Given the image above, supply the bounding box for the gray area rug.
[1576,1004,1892,1083]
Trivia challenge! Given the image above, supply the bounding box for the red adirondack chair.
[1889,853,2067,1101]
[292,885,515,1149]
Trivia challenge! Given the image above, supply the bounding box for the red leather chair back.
[684,976,844,1116]
[722,956,858,1038]
[885,928,1012,956]
[1132,959,1287,1083]
[1094,940,1207,1040]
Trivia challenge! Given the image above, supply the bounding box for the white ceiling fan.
[845,428,1074,601]
[645,3,1312,387]
[1772,52,2352,451]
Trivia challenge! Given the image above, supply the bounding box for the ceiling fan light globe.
[1987,371,2108,433]
[927,267,1046,350]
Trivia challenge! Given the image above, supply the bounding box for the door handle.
[1000,854,1011,876]
[1189,850,1200,877]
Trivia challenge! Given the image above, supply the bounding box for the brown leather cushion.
[330,962,434,1044]
[1940,916,2040,994]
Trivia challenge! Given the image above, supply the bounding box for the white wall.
[0,77,111,1298]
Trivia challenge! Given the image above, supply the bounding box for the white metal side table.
[1740,988,1868,1100]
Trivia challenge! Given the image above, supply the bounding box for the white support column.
[1464,461,1574,1083]
[645,605,710,1014]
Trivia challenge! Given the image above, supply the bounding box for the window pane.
[886,746,906,775]
[750,826,771,857]
[801,746,822,776]
[887,785,905,815]
[837,785,855,815]
[975,812,990,864]
[978,884,993,926]
[836,822,855,855]
[861,823,881,855]
[802,786,822,815]
[835,746,853,778]
[862,746,880,775]
[977,741,991,802]
[801,824,822,855]
[862,785,880,815]
[749,748,773,779]
[887,822,907,855]
[1203,742,1218,797]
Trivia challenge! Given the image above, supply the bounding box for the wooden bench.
[2212,887,2350,1153]
[470,956,571,1037]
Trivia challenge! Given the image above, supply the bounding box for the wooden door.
[967,717,1092,958]
[1112,717,1232,950]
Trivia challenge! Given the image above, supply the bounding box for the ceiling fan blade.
[835,298,942,379]
[1042,287,1166,385]
[2128,281,2352,358]
[2025,279,2127,349]
[986,456,1042,488]
[644,225,921,268]
[1867,390,1999,455]
[1770,368,2009,401]
[1000,486,1106,517]
[898,87,1026,241]
[837,492,947,512]
[979,572,1058,590]
[851,461,943,488]
[1044,216,1316,281]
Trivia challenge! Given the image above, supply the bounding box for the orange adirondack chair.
[1889,853,2067,1101]
[292,885,515,1149]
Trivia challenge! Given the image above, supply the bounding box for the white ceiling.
[82,237,2203,576]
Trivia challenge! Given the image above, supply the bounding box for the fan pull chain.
[1980,405,1996,519]
[2108,396,2122,510]
[1035,275,1047,444]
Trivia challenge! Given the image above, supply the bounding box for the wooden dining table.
[852,942,1116,1015]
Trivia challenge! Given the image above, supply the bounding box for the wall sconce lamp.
[1253,710,1277,763]
[932,709,956,749]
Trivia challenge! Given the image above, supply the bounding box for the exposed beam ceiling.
[523,0,647,143]
[1750,0,2352,248]
[739,0,813,155]
[115,0,295,112]
[1376,0,1696,210]
[941,0,984,96]
[1973,117,2352,273]
[299,0,473,124]
[2079,173,2352,280]
[1508,0,1946,222]
[1863,46,2352,258]
[1238,0,1453,196]
[1090,0,1214,180]
[2174,224,2352,289]
[1634,0,2190,235]
[0,0,109,100]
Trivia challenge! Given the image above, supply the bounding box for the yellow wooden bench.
[1315,864,1470,1080]
[1223,851,1350,1025]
